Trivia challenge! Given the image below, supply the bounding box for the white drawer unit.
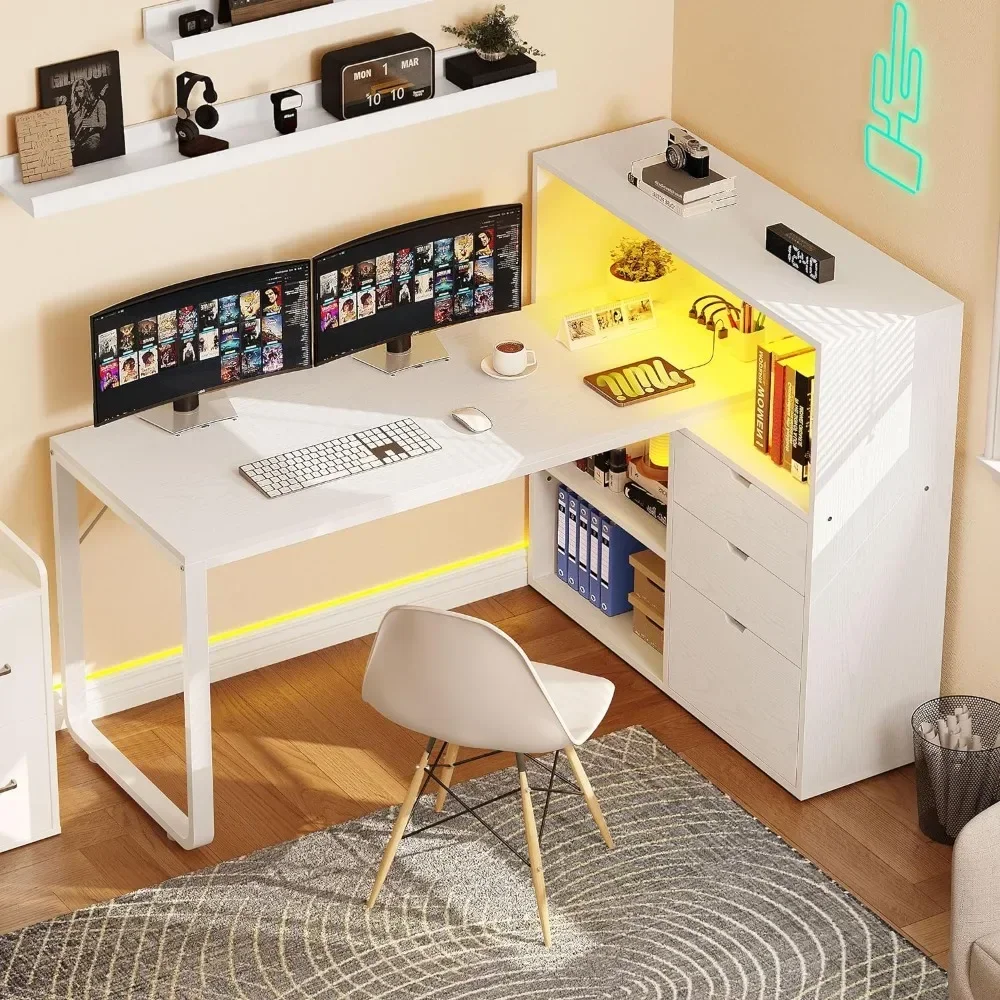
[666,575,801,787]
[0,708,58,852]
[670,432,808,592]
[669,504,804,664]
[0,522,59,853]
[0,596,48,727]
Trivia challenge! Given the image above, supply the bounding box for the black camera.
[178,9,214,37]
[666,127,710,178]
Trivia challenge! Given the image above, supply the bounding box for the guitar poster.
[38,51,125,167]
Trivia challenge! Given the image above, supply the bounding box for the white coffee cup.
[493,340,536,377]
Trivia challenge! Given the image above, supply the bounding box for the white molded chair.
[362,604,616,946]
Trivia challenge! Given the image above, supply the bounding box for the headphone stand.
[178,134,230,158]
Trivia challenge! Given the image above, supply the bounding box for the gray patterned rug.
[0,728,946,999]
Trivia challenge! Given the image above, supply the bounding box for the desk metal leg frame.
[52,458,215,849]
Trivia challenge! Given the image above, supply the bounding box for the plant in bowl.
[608,237,675,299]
[443,4,545,62]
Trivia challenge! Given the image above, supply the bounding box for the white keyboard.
[239,418,442,499]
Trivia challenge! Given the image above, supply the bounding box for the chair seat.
[970,930,1000,1000]
[532,662,614,748]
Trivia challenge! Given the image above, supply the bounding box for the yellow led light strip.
[53,539,528,690]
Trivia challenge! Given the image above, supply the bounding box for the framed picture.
[37,51,125,167]
[624,296,656,329]
[558,298,657,350]
[560,310,603,350]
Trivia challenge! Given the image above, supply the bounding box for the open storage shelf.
[547,461,666,559]
[532,573,665,687]
[0,50,557,218]
[143,0,431,61]
[528,469,666,689]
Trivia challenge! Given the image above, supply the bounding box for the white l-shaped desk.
[50,120,963,847]
[51,311,744,848]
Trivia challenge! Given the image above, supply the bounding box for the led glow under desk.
[50,120,963,847]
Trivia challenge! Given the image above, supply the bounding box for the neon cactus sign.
[865,1,924,194]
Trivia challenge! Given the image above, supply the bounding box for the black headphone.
[175,72,220,142]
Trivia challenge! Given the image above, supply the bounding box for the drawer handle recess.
[727,542,750,562]
[0,664,10,678]
[731,469,752,488]
[0,779,17,795]
[725,613,747,633]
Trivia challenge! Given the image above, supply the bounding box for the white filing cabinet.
[0,521,59,852]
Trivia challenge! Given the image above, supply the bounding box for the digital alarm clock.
[765,223,835,284]
[321,34,435,121]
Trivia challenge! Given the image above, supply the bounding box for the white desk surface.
[51,305,750,568]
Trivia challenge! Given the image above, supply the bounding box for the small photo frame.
[558,297,657,351]
[562,310,601,349]
[595,303,626,334]
[624,295,656,329]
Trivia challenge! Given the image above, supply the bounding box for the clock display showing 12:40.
[342,46,436,119]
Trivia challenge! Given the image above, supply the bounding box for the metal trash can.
[911,696,1000,845]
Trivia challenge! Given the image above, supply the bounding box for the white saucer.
[481,357,538,380]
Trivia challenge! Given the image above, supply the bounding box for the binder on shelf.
[599,515,645,616]
[588,508,602,607]
[566,492,579,590]
[556,485,569,582]
[577,500,591,598]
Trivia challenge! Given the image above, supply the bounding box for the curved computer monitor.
[91,260,312,430]
[312,204,522,373]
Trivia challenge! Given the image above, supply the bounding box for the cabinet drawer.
[667,575,801,785]
[670,504,804,664]
[0,596,47,729]
[671,433,808,592]
[0,714,56,852]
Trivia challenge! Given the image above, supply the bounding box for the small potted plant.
[608,236,675,300]
[443,5,544,63]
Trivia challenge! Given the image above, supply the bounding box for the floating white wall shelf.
[143,0,432,61]
[0,52,556,218]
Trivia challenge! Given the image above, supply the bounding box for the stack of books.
[753,336,816,483]
[628,153,736,218]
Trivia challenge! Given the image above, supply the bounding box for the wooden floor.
[0,588,953,967]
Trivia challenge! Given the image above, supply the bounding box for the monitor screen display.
[312,204,522,365]
[91,260,312,427]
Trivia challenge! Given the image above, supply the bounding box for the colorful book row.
[555,484,644,616]
[753,336,816,483]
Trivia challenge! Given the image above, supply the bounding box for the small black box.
[444,52,537,90]
[178,8,214,37]
[765,223,835,284]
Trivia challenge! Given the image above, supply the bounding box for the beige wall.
[673,0,1000,699]
[0,2,673,671]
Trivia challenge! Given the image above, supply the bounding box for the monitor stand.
[140,393,237,435]
[354,332,449,376]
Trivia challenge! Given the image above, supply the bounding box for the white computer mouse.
[451,406,493,433]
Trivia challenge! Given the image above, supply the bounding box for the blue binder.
[588,509,602,606]
[599,515,645,616]
[556,485,569,581]
[576,500,590,597]
[566,493,579,590]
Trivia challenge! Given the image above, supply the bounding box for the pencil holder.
[911,695,1000,845]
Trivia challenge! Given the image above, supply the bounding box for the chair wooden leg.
[367,743,432,909]
[516,753,551,947]
[564,744,614,849]
[434,743,460,813]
